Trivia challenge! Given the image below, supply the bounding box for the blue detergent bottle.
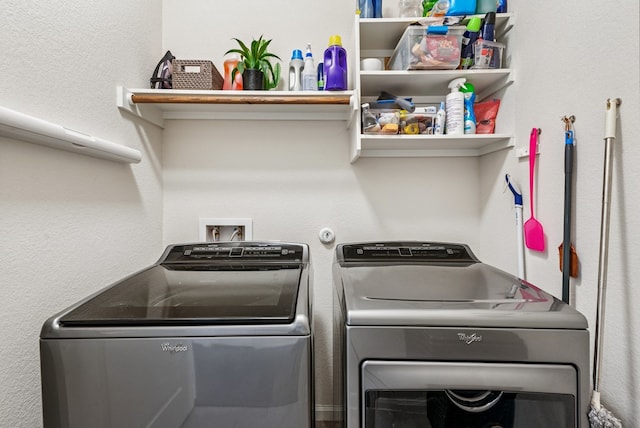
[460,82,476,134]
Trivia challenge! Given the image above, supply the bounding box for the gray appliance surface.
[336,242,587,329]
[40,241,313,428]
[332,241,590,428]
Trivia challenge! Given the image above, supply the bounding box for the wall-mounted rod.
[0,105,141,164]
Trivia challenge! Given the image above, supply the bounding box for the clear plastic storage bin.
[472,39,505,69]
[399,106,438,134]
[388,26,465,70]
[362,103,400,135]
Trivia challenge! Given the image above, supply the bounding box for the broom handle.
[593,98,621,391]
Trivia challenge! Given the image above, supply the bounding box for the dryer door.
[362,361,578,428]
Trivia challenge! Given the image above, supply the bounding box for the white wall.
[479,2,640,424]
[0,1,163,426]
[161,0,484,417]
[1,0,637,426]
[163,0,640,424]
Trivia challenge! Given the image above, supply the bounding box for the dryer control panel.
[338,241,478,264]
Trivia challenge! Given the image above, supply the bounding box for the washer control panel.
[161,242,305,263]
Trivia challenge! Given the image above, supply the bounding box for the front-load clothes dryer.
[332,241,590,428]
[40,241,313,428]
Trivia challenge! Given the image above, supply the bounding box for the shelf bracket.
[116,86,165,128]
[476,71,515,102]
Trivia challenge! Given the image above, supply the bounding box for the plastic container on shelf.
[302,44,318,91]
[471,39,504,69]
[446,0,477,15]
[399,106,437,134]
[399,0,423,17]
[445,78,465,135]
[222,54,243,90]
[323,35,348,91]
[362,102,400,135]
[359,0,374,18]
[288,49,304,91]
[476,0,497,14]
[459,17,482,69]
[388,25,464,70]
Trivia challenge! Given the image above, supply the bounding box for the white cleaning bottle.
[302,44,317,91]
[434,101,446,135]
[445,78,466,135]
[288,49,304,91]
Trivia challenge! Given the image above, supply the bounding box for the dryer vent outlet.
[199,218,253,242]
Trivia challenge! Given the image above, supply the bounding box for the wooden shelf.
[117,87,357,127]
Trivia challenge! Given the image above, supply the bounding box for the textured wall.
[0,1,163,426]
[478,2,640,424]
[162,0,640,424]
[1,0,637,426]
[161,0,482,418]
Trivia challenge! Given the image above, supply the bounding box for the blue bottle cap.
[291,49,303,60]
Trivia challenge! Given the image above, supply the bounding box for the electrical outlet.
[199,218,253,242]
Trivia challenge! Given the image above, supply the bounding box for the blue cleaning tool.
[506,173,525,279]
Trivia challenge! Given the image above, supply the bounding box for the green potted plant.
[225,35,281,90]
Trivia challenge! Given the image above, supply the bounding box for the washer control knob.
[319,227,335,244]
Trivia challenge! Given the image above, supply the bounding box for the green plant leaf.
[225,34,281,90]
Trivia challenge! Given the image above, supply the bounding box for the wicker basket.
[172,59,223,90]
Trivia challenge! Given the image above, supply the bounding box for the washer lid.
[59,242,307,327]
[337,245,587,329]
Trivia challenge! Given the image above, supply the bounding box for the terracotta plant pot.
[242,69,264,90]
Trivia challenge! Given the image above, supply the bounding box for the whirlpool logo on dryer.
[457,333,483,345]
[161,343,189,353]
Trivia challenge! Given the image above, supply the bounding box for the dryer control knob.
[319,227,335,244]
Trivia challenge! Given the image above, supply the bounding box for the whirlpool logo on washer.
[457,333,483,345]
[161,343,189,353]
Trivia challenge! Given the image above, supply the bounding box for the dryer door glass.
[361,361,578,428]
[365,390,575,427]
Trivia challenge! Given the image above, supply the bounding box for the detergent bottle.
[460,17,482,69]
[288,49,304,91]
[445,78,466,135]
[460,82,476,134]
[323,35,348,91]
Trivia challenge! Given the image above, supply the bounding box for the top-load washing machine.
[332,241,590,428]
[40,241,313,428]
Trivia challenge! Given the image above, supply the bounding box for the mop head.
[589,392,623,428]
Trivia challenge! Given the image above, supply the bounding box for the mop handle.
[593,98,621,391]
[562,117,575,305]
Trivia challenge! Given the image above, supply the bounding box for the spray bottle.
[460,81,476,134]
[445,78,466,135]
[302,44,317,91]
[434,101,446,135]
[288,49,304,91]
